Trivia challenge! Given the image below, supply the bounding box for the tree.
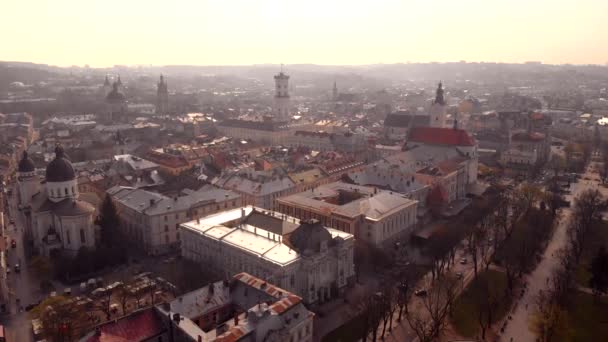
[115,283,132,316]
[30,256,55,281]
[531,290,570,342]
[30,296,89,341]
[548,155,566,177]
[404,275,459,342]
[589,246,608,299]
[475,276,501,341]
[97,194,121,247]
[515,182,542,213]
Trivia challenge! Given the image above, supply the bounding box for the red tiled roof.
[408,127,475,147]
[83,308,164,342]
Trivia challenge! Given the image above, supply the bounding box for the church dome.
[45,145,75,182]
[18,151,36,173]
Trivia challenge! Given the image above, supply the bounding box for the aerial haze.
[2,0,608,66]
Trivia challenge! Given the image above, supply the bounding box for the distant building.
[500,131,550,168]
[104,82,127,123]
[108,185,242,255]
[276,182,418,247]
[274,71,290,120]
[180,207,355,304]
[216,118,291,145]
[383,110,430,141]
[156,74,169,114]
[215,168,296,209]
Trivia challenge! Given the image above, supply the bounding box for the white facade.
[180,207,356,304]
[46,178,79,203]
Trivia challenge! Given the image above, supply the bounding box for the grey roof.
[109,185,240,216]
[218,173,295,197]
[384,112,430,128]
[34,197,95,216]
[218,119,288,131]
[113,154,159,171]
[277,182,417,220]
[288,219,332,254]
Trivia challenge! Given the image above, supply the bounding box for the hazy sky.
[2,0,607,67]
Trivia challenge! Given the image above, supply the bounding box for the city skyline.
[2,0,608,67]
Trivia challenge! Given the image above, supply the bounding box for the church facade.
[18,145,97,256]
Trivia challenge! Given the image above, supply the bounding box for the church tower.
[332,81,338,101]
[274,68,290,121]
[105,82,127,123]
[156,74,169,114]
[430,82,447,128]
[17,151,39,209]
[102,75,112,98]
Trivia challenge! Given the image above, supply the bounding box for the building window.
[175,213,179,219]
[65,188,68,195]
[66,230,71,245]
[175,224,179,229]
[80,229,86,243]
[165,235,169,244]
[165,225,169,232]
[164,216,167,222]
[72,186,75,194]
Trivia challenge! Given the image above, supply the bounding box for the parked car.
[414,289,428,297]
[10,240,16,249]
[64,288,72,296]
[14,264,20,273]
[459,258,467,265]
[80,282,87,293]
[456,272,464,279]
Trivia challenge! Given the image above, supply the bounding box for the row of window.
[65,228,87,245]
[49,186,76,198]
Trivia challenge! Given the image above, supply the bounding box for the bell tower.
[430,82,447,128]
[273,66,290,121]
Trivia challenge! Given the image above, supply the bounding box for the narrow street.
[500,165,605,342]
[2,184,43,342]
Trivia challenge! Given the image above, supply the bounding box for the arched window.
[80,229,86,243]
[65,188,68,195]
[50,188,54,197]
[72,186,75,194]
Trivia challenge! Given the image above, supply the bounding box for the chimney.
[234,313,239,326]
[198,336,202,342]
[149,199,155,206]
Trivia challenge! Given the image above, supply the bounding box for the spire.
[117,75,122,86]
[434,81,445,106]
[160,74,164,84]
[104,75,110,86]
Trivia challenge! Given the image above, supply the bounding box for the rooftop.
[277,182,417,221]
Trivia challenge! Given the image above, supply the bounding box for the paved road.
[500,165,605,342]
[2,185,43,342]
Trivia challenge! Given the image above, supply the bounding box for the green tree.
[589,246,608,299]
[97,194,121,247]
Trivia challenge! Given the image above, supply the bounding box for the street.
[499,163,606,342]
[2,185,42,342]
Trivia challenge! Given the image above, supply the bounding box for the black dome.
[45,145,75,182]
[106,82,125,102]
[288,219,332,254]
[18,151,35,173]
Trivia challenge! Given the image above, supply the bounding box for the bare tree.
[404,275,459,342]
[475,276,501,341]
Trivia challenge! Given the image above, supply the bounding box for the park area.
[575,221,608,286]
[451,270,513,338]
[554,290,608,341]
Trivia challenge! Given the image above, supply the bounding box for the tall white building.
[274,71,290,120]
[180,206,355,305]
[429,82,447,128]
